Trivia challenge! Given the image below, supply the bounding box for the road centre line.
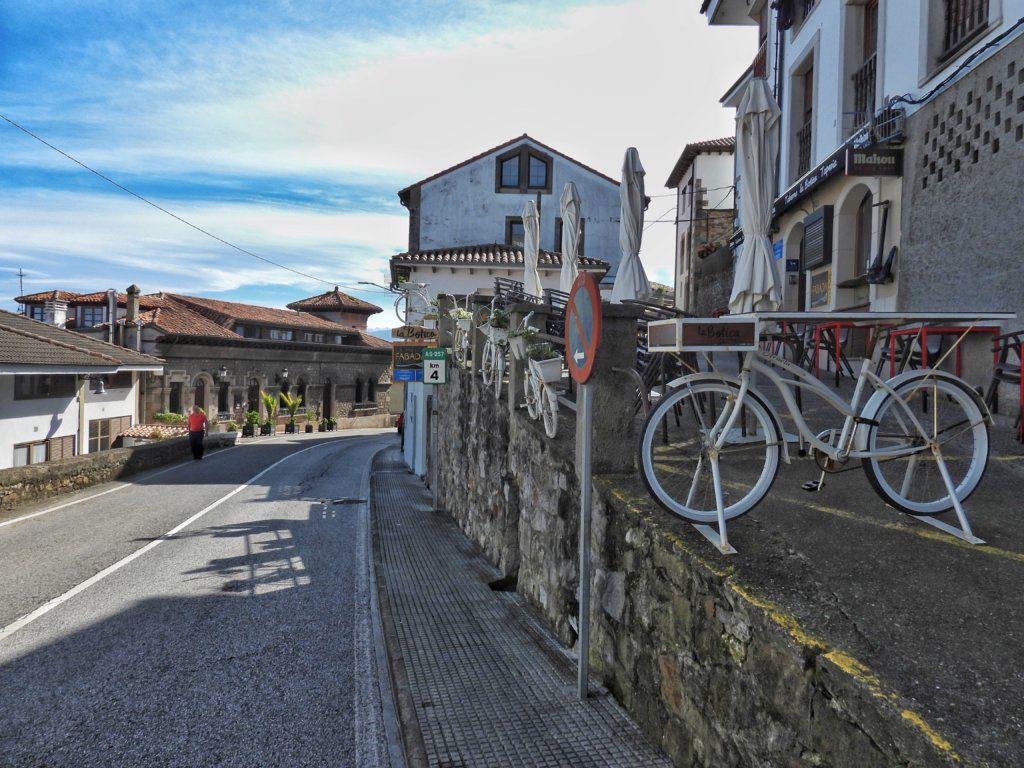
[0,439,343,645]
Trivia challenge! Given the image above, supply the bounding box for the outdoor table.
[885,324,1002,377]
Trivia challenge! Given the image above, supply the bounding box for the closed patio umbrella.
[522,200,543,299]
[558,182,582,293]
[611,147,651,303]
[729,78,783,314]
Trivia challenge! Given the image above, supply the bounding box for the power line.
[0,112,353,289]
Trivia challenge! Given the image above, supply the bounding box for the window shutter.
[802,206,833,269]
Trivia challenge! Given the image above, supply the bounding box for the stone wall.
[0,433,234,511]
[436,366,959,767]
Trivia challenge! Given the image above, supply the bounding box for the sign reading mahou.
[845,147,903,177]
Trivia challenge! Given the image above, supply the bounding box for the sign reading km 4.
[422,347,448,385]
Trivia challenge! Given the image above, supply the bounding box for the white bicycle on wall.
[638,312,1011,554]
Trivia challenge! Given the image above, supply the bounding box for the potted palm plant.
[280,391,303,433]
[306,405,319,433]
[259,390,278,435]
[526,343,563,384]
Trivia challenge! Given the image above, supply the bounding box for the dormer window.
[495,146,553,193]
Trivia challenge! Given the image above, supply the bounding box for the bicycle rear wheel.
[861,372,988,515]
[453,329,468,367]
[525,373,541,419]
[481,341,495,385]
[639,380,781,524]
[494,349,505,399]
[540,385,558,437]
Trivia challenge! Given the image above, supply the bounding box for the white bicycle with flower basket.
[480,306,511,399]
[448,305,474,368]
[639,312,1013,555]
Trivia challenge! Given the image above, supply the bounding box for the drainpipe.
[78,376,87,456]
[106,289,117,345]
[773,6,786,201]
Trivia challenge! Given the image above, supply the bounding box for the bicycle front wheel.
[525,374,541,419]
[453,329,468,367]
[639,380,781,523]
[861,373,989,515]
[494,350,505,400]
[540,385,558,437]
[481,342,495,385]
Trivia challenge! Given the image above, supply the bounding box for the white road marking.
[0,445,238,531]
[0,440,340,644]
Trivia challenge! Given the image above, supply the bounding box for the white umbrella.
[611,147,650,303]
[729,78,783,314]
[522,200,543,299]
[558,182,582,293]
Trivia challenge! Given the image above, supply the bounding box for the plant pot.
[423,318,438,330]
[221,431,239,446]
[318,424,327,432]
[456,318,472,331]
[304,424,314,433]
[242,424,255,438]
[284,422,297,434]
[260,423,273,436]
[509,336,529,360]
[489,327,509,344]
[529,356,562,384]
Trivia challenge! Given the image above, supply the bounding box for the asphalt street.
[0,430,398,768]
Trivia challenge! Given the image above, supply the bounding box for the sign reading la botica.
[392,325,438,341]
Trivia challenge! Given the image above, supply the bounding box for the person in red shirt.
[187,405,208,460]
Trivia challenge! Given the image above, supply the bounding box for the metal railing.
[943,0,989,57]
[796,120,813,177]
[752,38,767,78]
[851,52,876,131]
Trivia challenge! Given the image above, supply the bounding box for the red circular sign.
[565,273,602,384]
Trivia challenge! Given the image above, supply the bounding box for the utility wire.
[0,112,350,289]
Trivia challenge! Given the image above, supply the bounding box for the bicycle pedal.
[801,480,823,492]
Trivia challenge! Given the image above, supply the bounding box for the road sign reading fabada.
[422,347,448,385]
[565,273,602,384]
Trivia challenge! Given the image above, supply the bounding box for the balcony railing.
[849,52,877,133]
[943,0,989,58]
[796,121,813,178]
[752,38,767,78]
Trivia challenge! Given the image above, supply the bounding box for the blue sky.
[0,0,752,328]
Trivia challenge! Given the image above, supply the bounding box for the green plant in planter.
[449,308,473,320]
[526,342,559,361]
[259,390,278,427]
[245,410,260,427]
[225,421,239,432]
[154,412,186,424]
[327,416,338,430]
[279,392,303,433]
[509,325,539,340]
[488,308,510,329]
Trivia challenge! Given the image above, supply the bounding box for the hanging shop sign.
[809,269,832,309]
[845,147,903,177]
[392,325,438,341]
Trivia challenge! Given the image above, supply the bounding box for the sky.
[0,0,755,330]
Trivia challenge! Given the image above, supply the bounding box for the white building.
[392,135,620,477]
[703,0,1024,313]
[0,309,164,470]
[664,137,736,314]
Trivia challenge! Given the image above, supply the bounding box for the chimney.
[106,289,117,344]
[125,284,141,352]
[44,300,68,327]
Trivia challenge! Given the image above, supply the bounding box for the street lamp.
[217,365,230,382]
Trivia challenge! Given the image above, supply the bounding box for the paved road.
[0,430,398,768]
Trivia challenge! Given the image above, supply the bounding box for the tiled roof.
[355,330,392,350]
[665,137,735,188]
[139,303,240,339]
[162,294,358,333]
[389,244,609,270]
[0,309,164,369]
[120,424,189,439]
[16,289,165,309]
[398,134,620,199]
[286,287,383,315]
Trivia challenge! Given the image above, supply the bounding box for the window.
[528,156,548,188]
[269,328,294,341]
[355,377,364,403]
[78,306,105,328]
[169,382,183,414]
[47,435,75,461]
[794,0,817,28]
[495,146,552,193]
[793,60,815,178]
[27,305,45,321]
[194,379,206,412]
[13,442,48,467]
[235,325,247,337]
[500,157,519,188]
[554,217,586,256]
[302,332,324,343]
[506,217,525,247]
[855,192,874,273]
[14,375,77,400]
[367,378,376,403]
[218,382,230,414]
[334,335,343,344]
[88,416,130,453]
[942,0,989,58]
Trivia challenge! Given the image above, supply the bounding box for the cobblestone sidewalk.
[371,449,671,768]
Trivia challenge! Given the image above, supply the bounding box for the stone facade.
[0,433,234,510]
[436,366,961,767]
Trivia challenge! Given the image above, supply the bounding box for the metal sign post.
[423,349,448,512]
[565,273,602,700]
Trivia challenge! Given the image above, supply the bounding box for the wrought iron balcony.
[752,38,767,78]
[943,0,989,58]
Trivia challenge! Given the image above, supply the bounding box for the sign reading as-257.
[422,348,448,385]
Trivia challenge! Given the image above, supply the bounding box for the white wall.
[403,264,602,303]
[416,139,621,271]
[0,376,139,470]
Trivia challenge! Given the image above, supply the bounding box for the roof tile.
[389,243,608,270]
[665,136,735,188]
[286,287,383,315]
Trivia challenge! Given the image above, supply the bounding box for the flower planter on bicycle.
[524,343,562,438]
[639,311,1014,555]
